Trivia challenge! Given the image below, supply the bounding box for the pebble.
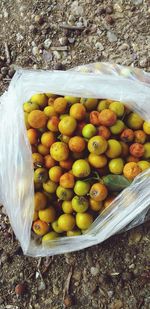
[68,37,75,44]
[107,31,118,42]
[118,43,129,50]
[72,270,81,281]
[90,266,99,276]
[68,15,76,23]
[38,280,46,291]
[53,51,61,60]
[1,67,8,76]
[53,285,59,295]
[71,1,83,16]
[43,38,52,49]
[43,50,53,62]
[114,3,123,12]
[32,46,39,56]
[95,42,104,51]
[3,9,8,18]
[139,58,147,68]
[0,253,9,264]
[34,15,44,25]
[59,37,68,46]
[15,283,27,296]
[16,33,24,42]
[105,15,114,25]
[132,0,143,4]
[106,6,113,14]
[128,229,142,244]
[63,295,73,307]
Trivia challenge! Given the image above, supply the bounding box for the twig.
[4,42,11,64]
[51,46,68,51]
[42,256,54,274]
[60,23,85,31]
[63,266,73,298]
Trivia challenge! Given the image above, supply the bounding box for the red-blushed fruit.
[90,111,100,126]
[99,109,117,127]
[129,143,145,158]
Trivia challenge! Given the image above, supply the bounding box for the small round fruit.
[33,220,49,236]
[104,196,115,208]
[60,134,70,144]
[39,206,56,223]
[88,136,108,155]
[60,173,75,189]
[127,112,143,129]
[69,136,86,153]
[62,201,74,214]
[59,158,73,170]
[137,161,150,171]
[89,198,103,211]
[129,143,145,158]
[58,214,75,231]
[58,116,77,136]
[109,101,125,117]
[23,101,39,113]
[99,109,117,127]
[47,116,59,132]
[90,111,100,126]
[53,97,67,113]
[24,112,31,129]
[97,126,111,140]
[33,210,38,221]
[44,154,56,169]
[120,142,129,157]
[34,168,48,183]
[34,192,47,211]
[134,130,146,144]
[80,98,98,111]
[72,196,89,213]
[70,103,86,120]
[46,93,56,98]
[127,155,139,163]
[50,142,69,161]
[143,121,150,135]
[72,159,91,178]
[43,180,58,193]
[32,153,44,169]
[38,144,49,155]
[76,121,86,136]
[42,231,59,243]
[90,183,108,202]
[144,143,150,159]
[123,162,142,180]
[110,120,125,134]
[76,213,93,230]
[49,166,63,182]
[121,129,134,143]
[74,180,90,196]
[64,96,79,105]
[97,100,110,112]
[67,230,81,236]
[82,124,97,139]
[28,110,47,129]
[106,139,122,158]
[52,220,64,233]
[47,97,55,105]
[44,106,57,117]
[30,93,47,107]
[88,153,107,168]
[56,186,73,201]
[109,158,124,174]
[41,131,55,148]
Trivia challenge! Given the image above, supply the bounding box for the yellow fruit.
[106,139,122,158]
[109,158,124,174]
[23,102,39,113]
[30,93,47,107]
[24,112,31,129]
[42,231,59,243]
[72,159,91,178]
[109,101,125,117]
[28,110,47,129]
[43,180,58,193]
[67,230,81,236]
[49,166,63,183]
[33,210,38,221]
[44,106,57,117]
[144,143,150,159]
[50,142,69,161]
[88,136,108,155]
[33,220,49,236]
[127,112,143,129]
[58,116,77,136]
[88,153,107,168]
[80,98,98,111]
[58,214,75,231]
[89,198,103,211]
[56,186,73,201]
[39,206,56,223]
[137,161,150,171]
[62,201,74,214]
[76,213,93,230]
[54,97,67,113]
[52,220,64,233]
[64,96,79,105]
[143,121,150,135]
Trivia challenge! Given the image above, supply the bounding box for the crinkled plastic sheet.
[0,62,150,257]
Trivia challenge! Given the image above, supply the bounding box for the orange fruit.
[97,126,111,140]
[58,116,77,136]
[69,136,86,153]
[27,128,38,145]
[50,142,69,161]
[49,166,63,183]
[99,109,117,127]
[47,116,59,132]
[38,144,49,155]
[123,162,142,180]
[90,183,108,202]
[129,143,145,158]
[32,153,44,168]
[59,158,73,170]
[41,131,55,148]
[90,111,100,126]
[54,97,67,113]
[104,196,115,208]
[28,110,47,129]
[70,103,86,121]
[59,173,75,189]
[34,192,47,211]
[32,219,49,236]
[44,154,56,169]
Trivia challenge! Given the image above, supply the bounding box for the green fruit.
[64,96,79,105]
[82,124,97,139]
[23,101,39,113]
[109,158,124,174]
[103,175,131,192]
[80,98,98,111]
[72,196,89,213]
[110,120,125,134]
[52,220,64,233]
[97,100,110,112]
[42,231,59,243]
[127,113,143,129]
[74,180,90,196]
[72,159,91,178]
[109,101,125,117]
[56,186,73,201]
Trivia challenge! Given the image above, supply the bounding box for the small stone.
[8,68,15,78]
[16,33,24,42]
[95,42,104,51]
[72,270,81,281]
[105,15,114,25]
[43,50,53,62]
[63,295,73,307]
[90,266,99,276]
[68,15,76,23]
[1,67,8,76]
[71,1,83,16]
[3,10,8,18]
[108,290,114,298]
[44,39,52,49]
[107,31,117,42]
[114,3,123,12]
[132,0,143,4]
[128,229,143,244]
[59,37,68,46]
[68,37,75,44]
[53,51,61,60]
[32,46,39,56]
[139,58,148,68]
[53,285,59,295]
[54,63,65,70]
[119,43,129,51]
[38,280,46,291]
[15,283,27,296]
[1,253,9,263]
[34,15,44,25]
[106,6,113,14]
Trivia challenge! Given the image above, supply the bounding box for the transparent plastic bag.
[0,62,150,257]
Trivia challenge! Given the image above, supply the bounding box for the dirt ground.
[0,0,150,308]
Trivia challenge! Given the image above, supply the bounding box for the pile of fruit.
[23,94,150,244]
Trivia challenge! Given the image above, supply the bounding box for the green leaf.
[103,174,131,192]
